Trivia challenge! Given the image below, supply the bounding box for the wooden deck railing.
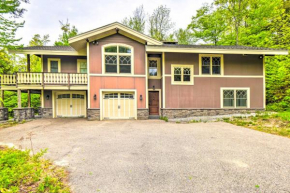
[0,73,88,86]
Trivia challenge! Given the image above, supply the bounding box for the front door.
[149,91,159,115]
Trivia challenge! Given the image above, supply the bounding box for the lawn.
[0,146,71,193]
[223,111,290,138]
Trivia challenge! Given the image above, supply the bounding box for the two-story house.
[0,22,288,121]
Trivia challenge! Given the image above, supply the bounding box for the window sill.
[171,82,194,85]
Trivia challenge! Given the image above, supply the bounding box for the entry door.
[149,91,159,115]
[56,93,86,117]
[103,93,135,119]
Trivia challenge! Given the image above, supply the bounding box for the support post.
[0,90,4,107]
[27,54,31,72]
[17,89,21,108]
[27,90,31,108]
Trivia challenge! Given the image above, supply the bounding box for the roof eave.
[9,49,87,56]
[146,46,289,55]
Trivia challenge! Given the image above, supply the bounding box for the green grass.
[0,146,70,193]
[225,111,290,138]
[160,116,168,122]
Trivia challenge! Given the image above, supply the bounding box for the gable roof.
[68,22,163,50]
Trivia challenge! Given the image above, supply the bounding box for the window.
[221,88,250,108]
[77,59,87,73]
[148,57,161,79]
[120,93,134,99]
[104,93,118,99]
[48,58,61,73]
[199,54,223,75]
[171,65,194,85]
[103,44,133,74]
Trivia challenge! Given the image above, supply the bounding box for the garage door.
[103,93,135,119]
[56,92,86,117]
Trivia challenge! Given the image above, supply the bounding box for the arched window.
[103,44,133,74]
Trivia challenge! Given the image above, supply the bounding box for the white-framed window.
[199,54,224,75]
[148,57,161,79]
[221,88,250,108]
[171,64,194,85]
[48,58,61,73]
[102,44,134,74]
[77,59,87,73]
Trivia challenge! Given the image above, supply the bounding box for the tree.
[148,5,175,41]
[188,4,226,45]
[29,34,50,46]
[0,0,29,49]
[54,20,78,46]
[168,28,195,44]
[122,5,145,33]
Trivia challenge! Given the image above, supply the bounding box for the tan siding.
[148,79,162,89]
[224,54,263,75]
[44,90,52,108]
[43,55,86,73]
[165,77,263,109]
[165,53,198,75]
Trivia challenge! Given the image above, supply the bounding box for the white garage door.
[102,92,136,119]
[56,92,86,117]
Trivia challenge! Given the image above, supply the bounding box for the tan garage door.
[56,92,86,117]
[103,93,135,119]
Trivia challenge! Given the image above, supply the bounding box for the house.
[0,22,288,121]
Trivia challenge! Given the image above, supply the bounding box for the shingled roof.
[147,44,287,51]
[21,46,76,51]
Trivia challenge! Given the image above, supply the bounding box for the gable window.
[171,65,194,85]
[103,44,133,74]
[148,57,161,79]
[48,58,61,73]
[199,54,223,75]
[77,59,87,73]
[221,88,250,108]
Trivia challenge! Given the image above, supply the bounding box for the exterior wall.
[13,108,35,122]
[164,53,264,109]
[44,90,52,108]
[38,107,53,118]
[137,109,149,120]
[89,34,146,74]
[89,77,146,109]
[87,109,100,121]
[148,79,162,89]
[161,109,263,119]
[43,55,86,73]
[224,54,263,75]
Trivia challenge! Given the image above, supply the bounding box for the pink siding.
[89,34,145,75]
[90,77,146,109]
[165,77,263,108]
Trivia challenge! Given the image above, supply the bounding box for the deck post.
[27,54,31,107]
[0,90,4,107]
[17,89,21,108]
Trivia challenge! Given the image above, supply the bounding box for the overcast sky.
[17,0,213,46]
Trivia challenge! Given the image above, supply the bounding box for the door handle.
[118,105,120,109]
[70,105,72,108]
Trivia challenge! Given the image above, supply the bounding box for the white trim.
[99,89,137,120]
[89,73,146,77]
[148,89,161,116]
[69,22,162,46]
[145,53,148,108]
[220,87,250,108]
[162,52,165,108]
[101,43,134,75]
[47,58,61,73]
[9,50,86,56]
[87,42,90,108]
[199,54,224,76]
[41,89,44,108]
[164,74,263,78]
[171,64,194,85]
[146,46,288,55]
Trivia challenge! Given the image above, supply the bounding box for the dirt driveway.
[0,119,290,192]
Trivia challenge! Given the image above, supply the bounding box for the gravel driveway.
[0,119,290,192]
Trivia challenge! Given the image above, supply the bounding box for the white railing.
[18,73,42,84]
[1,73,87,85]
[1,74,16,84]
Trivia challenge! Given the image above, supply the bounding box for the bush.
[0,146,70,193]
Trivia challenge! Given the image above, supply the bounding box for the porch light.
[92,40,98,45]
[259,55,263,59]
[153,85,155,90]
[94,94,97,100]
[46,95,49,100]
[140,94,143,101]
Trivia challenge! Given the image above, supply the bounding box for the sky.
[16,0,213,46]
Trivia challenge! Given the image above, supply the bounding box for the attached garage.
[101,91,136,120]
[54,91,86,118]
